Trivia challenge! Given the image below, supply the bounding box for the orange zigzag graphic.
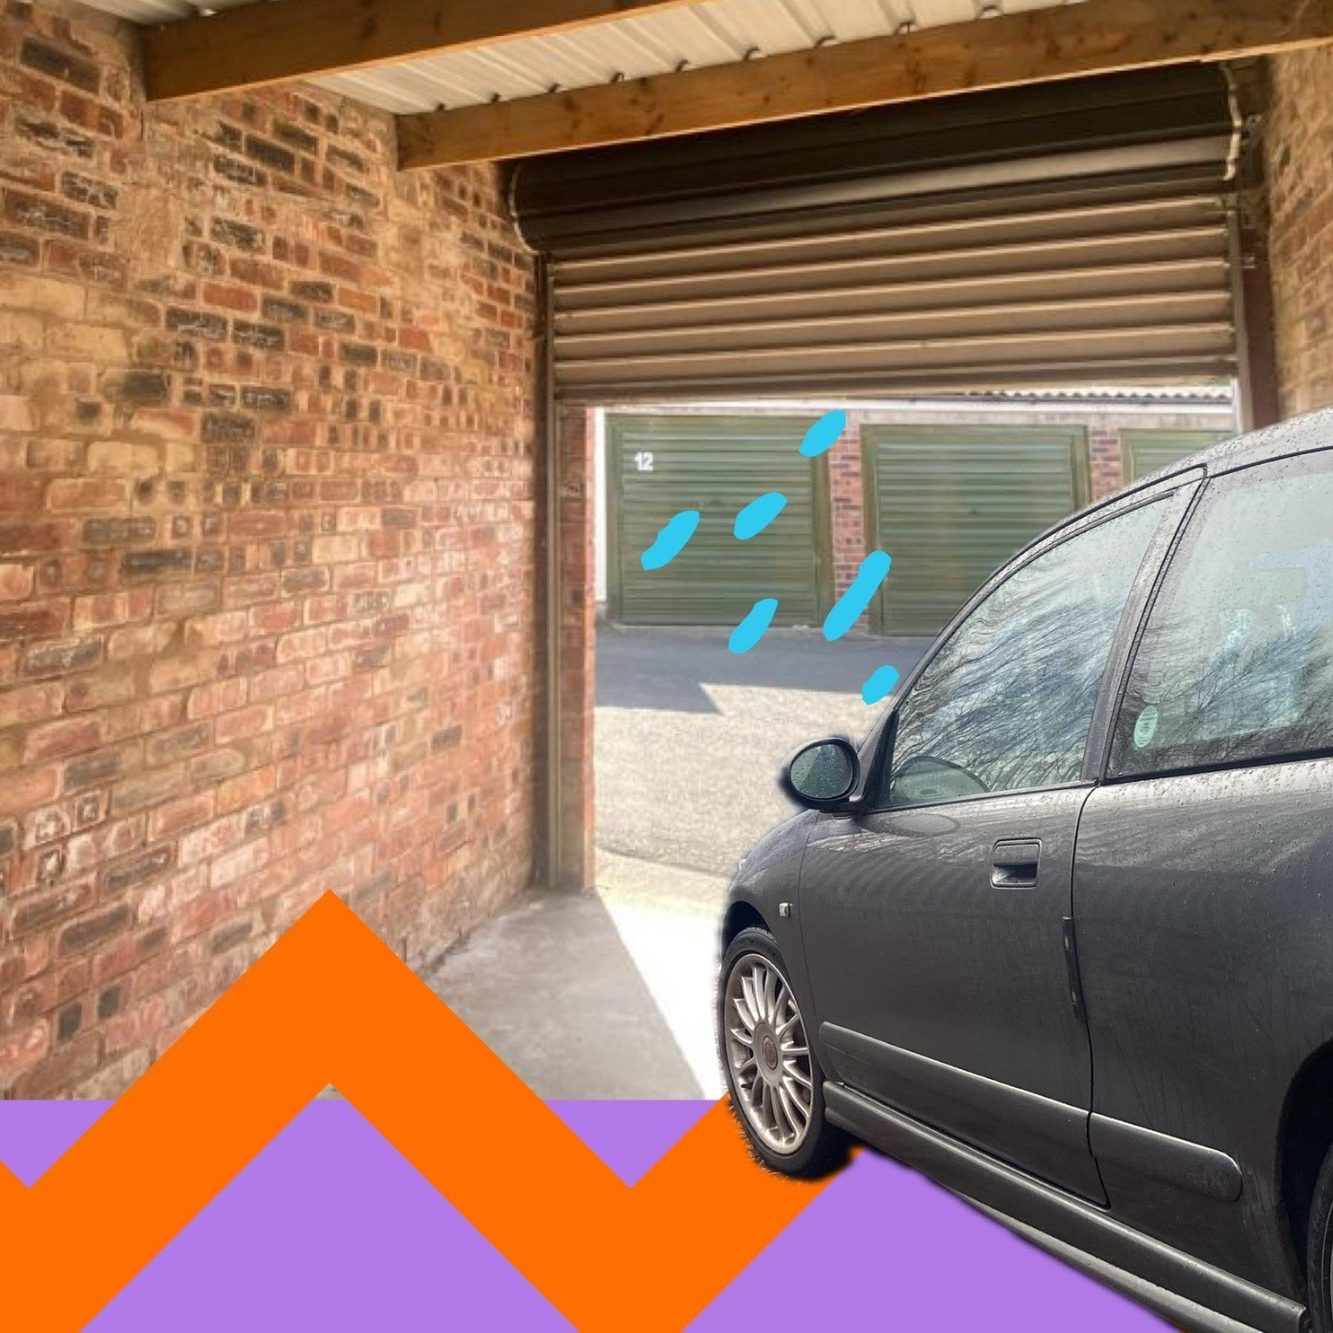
[0,894,831,1331]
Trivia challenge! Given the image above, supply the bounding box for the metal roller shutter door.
[1122,428,1233,482]
[864,425,1089,636]
[608,414,830,627]
[513,68,1239,401]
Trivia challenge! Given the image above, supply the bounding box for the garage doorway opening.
[435,64,1260,1100]
[585,387,1236,1093]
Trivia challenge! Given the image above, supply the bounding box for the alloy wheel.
[724,952,815,1154]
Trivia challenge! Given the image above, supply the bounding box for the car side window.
[880,498,1167,809]
[1111,452,1333,778]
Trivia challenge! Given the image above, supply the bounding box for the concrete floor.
[427,627,928,1099]
[427,859,726,1098]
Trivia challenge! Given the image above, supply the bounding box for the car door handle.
[991,839,1041,889]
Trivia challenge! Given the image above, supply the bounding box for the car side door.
[800,479,1194,1203]
[1075,447,1333,1296]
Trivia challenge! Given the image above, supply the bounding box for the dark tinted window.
[882,499,1166,808]
[1112,453,1333,778]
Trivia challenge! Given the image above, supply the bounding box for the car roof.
[1131,403,1333,487]
[1008,404,1333,570]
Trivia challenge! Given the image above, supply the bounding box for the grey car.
[718,407,1333,1333]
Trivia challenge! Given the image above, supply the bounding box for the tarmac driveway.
[595,625,929,878]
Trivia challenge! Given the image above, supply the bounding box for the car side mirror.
[782,737,861,811]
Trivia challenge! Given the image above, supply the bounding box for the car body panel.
[799,786,1105,1200]
[1075,758,1333,1294]
[824,1081,1304,1333]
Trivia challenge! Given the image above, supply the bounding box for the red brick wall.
[0,0,538,1096]
[827,412,866,603]
[1269,47,1333,415]
[1088,426,1124,501]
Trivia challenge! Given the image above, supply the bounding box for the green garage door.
[608,414,830,627]
[864,425,1090,635]
[1123,428,1232,483]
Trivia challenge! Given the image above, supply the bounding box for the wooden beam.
[141,0,696,103]
[397,0,1333,170]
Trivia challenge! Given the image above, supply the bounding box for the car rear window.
[1111,450,1333,778]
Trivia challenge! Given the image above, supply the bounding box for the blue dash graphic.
[799,410,847,458]
[824,552,892,642]
[734,492,788,540]
[640,509,700,571]
[861,664,901,706]
[729,598,779,655]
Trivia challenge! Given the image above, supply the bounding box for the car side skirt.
[824,1082,1304,1333]
[964,1199,1264,1333]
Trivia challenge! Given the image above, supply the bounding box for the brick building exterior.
[0,0,1331,1101]
[0,0,539,1096]
[1269,46,1333,417]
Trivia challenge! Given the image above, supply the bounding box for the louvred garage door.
[511,67,1239,401]
[607,413,830,627]
[863,424,1090,636]
[1122,427,1234,482]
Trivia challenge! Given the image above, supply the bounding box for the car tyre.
[1308,1143,1333,1332]
[718,925,847,1178]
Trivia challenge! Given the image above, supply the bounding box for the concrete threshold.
[423,857,729,1101]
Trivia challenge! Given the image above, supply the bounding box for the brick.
[0,229,39,265]
[0,5,540,1099]
[109,621,177,660]
[3,189,90,238]
[24,637,100,676]
[214,704,272,745]
[202,412,256,445]
[148,791,214,840]
[155,581,219,617]
[233,320,284,350]
[240,385,292,411]
[11,881,97,938]
[0,392,36,430]
[292,280,333,303]
[63,668,137,711]
[112,765,185,814]
[166,306,227,340]
[244,135,296,173]
[61,172,117,208]
[214,155,264,187]
[0,561,35,600]
[47,477,128,510]
[211,218,266,252]
[122,548,192,577]
[101,844,173,896]
[62,744,134,793]
[103,370,170,404]
[187,677,248,719]
[261,297,306,324]
[340,342,377,366]
[210,918,254,955]
[0,522,65,556]
[24,715,103,762]
[85,441,161,475]
[59,904,131,957]
[82,516,155,546]
[14,116,94,159]
[0,602,66,640]
[210,838,268,888]
[19,38,99,93]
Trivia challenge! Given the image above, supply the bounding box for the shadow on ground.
[597,624,930,714]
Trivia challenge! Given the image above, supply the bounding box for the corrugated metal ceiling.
[75,0,1080,115]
